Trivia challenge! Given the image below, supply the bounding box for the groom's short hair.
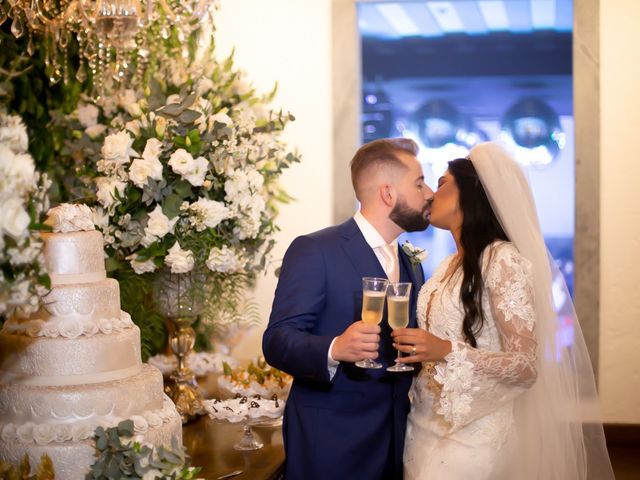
[350,137,419,200]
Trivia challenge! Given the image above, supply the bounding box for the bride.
[392,143,613,479]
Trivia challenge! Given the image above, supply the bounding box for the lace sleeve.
[433,243,538,430]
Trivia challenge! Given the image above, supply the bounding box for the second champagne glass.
[386,282,414,373]
[355,277,388,369]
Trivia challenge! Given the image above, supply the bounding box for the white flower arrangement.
[69,50,299,280]
[0,112,50,318]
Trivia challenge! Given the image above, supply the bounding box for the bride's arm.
[431,244,538,430]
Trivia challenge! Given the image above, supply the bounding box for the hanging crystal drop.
[11,15,25,38]
[76,62,87,83]
[27,34,35,56]
[0,4,8,25]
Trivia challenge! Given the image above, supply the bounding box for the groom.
[263,138,433,480]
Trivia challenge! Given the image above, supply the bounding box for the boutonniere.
[402,241,428,267]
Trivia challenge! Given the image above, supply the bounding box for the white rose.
[129,256,157,274]
[101,131,136,167]
[125,119,141,137]
[191,198,230,229]
[144,205,175,240]
[196,78,214,96]
[166,94,181,105]
[146,412,163,428]
[233,80,252,96]
[95,177,126,209]
[1,424,16,442]
[85,124,107,139]
[92,207,110,231]
[118,89,137,109]
[168,148,195,176]
[33,424,56,445]
[98,317,114,334]
[41,321,60,338]
[142,138,163,162]
[129,157,162,188]
[58,318,84,339]
[0,114,28,154]
[183,156,208,187]
[16,423,34,444]
[211,111,233,126]
[142,470,163,480]
[45,203,95,233]
[246,169,264,190]
[165,241,194,274]
[82,321,99,336]
[131,415,149,433]
[54,424,73,442]
[0,196,30,239]
[206,246,242,273]
[77,103,99,128]
[25,319,45,337]
[71,422,92,441]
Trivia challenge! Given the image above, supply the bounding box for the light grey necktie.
[377,243,399,283]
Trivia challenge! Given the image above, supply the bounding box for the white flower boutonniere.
[402,241,428,267]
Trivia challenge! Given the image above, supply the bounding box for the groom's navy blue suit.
[263,218,424,480]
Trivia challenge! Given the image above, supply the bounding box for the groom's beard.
[389,196,430,232]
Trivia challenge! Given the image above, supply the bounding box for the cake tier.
[0,398,182,480]
[2,281,128,339]
[41,230,106,285]
[0,364,165,425]
[0,327,142,386]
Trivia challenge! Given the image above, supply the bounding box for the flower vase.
[153,269,206,423]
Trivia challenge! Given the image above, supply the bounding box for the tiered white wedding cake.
[0,205,182,479]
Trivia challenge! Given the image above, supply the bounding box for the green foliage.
[0,23,87,204]
[113,267,167,362]
[88,420,200,480]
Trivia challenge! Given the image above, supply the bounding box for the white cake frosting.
[0,217,182,479]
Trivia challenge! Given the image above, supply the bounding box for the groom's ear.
[380,184,395,207]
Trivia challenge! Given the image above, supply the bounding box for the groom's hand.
[331,321,381,363]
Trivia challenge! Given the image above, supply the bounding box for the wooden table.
[180,374,285,480]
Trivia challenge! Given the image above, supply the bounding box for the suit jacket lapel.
[339,219,387,280]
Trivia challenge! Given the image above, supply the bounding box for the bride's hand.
[391,328,452,363]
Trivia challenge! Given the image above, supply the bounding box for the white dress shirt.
[327,212,399,376]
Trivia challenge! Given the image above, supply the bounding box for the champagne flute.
[386,282,414,372]
[355,277,388,369]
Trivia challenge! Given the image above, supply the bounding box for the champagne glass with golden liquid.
[386,282,414,372]
[356,277,389,369]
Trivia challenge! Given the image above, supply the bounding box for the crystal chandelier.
[1,0,217,97]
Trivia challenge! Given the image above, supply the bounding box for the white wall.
[214,0,335,360]
[599,0,640,424]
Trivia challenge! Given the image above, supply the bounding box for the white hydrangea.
[186,197,231,231]
[165,241,195,274]
[0,114,28,154]
[77,103,100,128]
[0,196,31,240]
[206,245,243,273]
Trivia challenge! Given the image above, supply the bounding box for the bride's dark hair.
[448,158,509,347]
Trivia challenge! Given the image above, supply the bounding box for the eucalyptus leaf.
[178,109,201,124]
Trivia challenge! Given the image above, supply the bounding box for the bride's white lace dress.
[404,241,537,480]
